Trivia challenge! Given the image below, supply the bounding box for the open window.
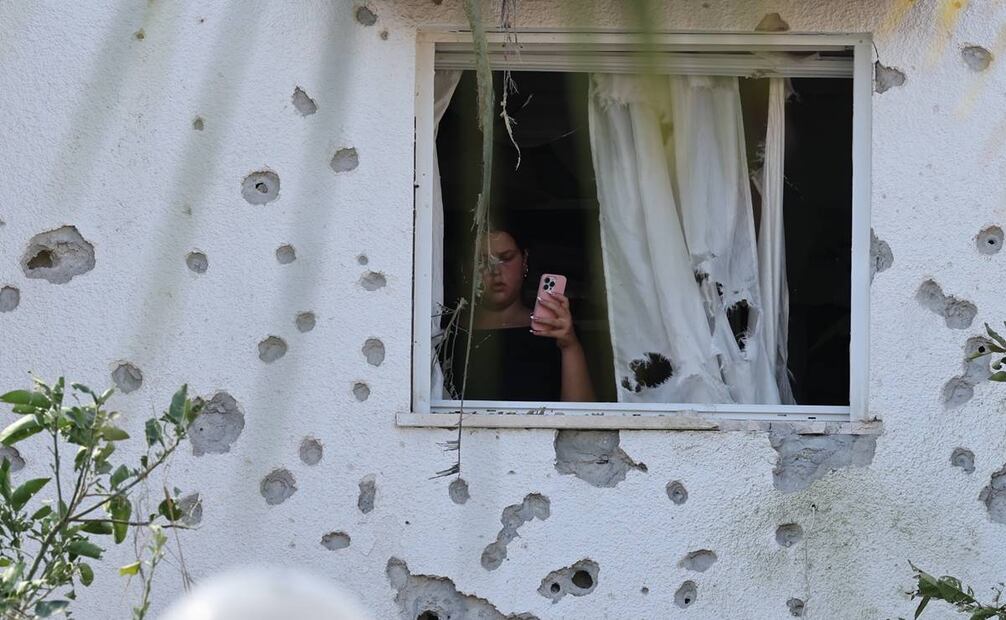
[408,32,872,429]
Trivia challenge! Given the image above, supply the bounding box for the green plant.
[0,378,201,619]
[910,563,1006,619]
[909,323,1006,619]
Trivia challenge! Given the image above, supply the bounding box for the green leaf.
[970,608,998,620]
[987,322,1006,349]
[144,419,163,448]
[78,520,114,535]
[0,459,10,501]
[914,596,930,619]
[34,600,70,618]
[0,415,43,445]
[79,562,94,586]
[990,372,1006,382]
[119,561,141,576]
[67,539,104,559]
[0,390,50,408]
[99,425,130,441]
[158,497,182,522]
[110,496,131,544]
[31,504,53,520]
[11,477,49,511]
[71,383,94,396]
[168,385,188,424]
[110,464,130,488]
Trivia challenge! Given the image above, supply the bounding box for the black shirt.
[445,327,562,402]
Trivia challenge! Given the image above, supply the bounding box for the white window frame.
[405,29,873,430]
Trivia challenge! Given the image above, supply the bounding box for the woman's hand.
[531,292,580,350]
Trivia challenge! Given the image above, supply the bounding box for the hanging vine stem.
[434,0,496,479]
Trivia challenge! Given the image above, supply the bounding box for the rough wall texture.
[1,1,1006,618]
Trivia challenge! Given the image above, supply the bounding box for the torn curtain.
[589,73,793,405]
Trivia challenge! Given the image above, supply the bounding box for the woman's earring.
[523,264,529,279]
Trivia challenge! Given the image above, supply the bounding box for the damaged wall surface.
[2,1,1006,618]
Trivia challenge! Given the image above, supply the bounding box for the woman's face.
[479,231,526,310]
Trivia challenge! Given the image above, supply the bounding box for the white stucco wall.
[2,1,1005,618]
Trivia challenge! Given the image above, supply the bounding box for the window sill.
[399,400,879,433]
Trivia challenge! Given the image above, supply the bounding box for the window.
[407,32,873,429]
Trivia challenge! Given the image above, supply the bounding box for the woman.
[445,225,595,402]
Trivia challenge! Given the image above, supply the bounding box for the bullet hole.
[258,336,287,363]
[962,45,993,72]
[111,362,143,394]
[380,30,389,40]
[980,465,1006,523]
[176,492,203,526]
[192,116,204,130]
[674,581,697,609]
[386,558,535,620]
[874,61,906,93]
[641,587,649,595]
[942,376,975,409]
[977,226,1003,255]
[241,170,280,205]
[621,352,673,393]
[186,251,208,274]
[361,271,387,291]
[870,229,893,281]
[787,598,806,617]
[321,531,351,550]
[260,468,297,505]
[299,437,323,466]
[291,86,318,116]
[725,300,750,351]
[358,474,376,514]
[0,286,20,313]
[916,279,977,329]
[275,244,296,264]
[295,311,316,333]
[21,226,95,284]
[554,430,645,487]
[964,337,993,383]
[943,337,993,409]
[481,493,550,570]
[357,254,369,266]
[352,382,371,401]
[538,559,599,602]
[355,5,377,26]
[755,12,789,31]
[775,523,804,547]
[330,147,359,173]
[679,550,717,572]
[769,428,877,493]
[448,478,469,505]
[134,29,145,40]
[189,391,245,456]
[666,480,688,505]
[951,447,975,474]
[0,446,25,473]
[362,338,385,366]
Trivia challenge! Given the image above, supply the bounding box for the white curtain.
[757,78,796,403]
[431,70,462,400]
[589,75,731,404]
[589,73,790,405]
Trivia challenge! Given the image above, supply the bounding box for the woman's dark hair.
[486,211,527,251]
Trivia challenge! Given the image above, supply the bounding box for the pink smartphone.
[531,273,567,331]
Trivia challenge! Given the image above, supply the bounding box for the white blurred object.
[158,567,374,620]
